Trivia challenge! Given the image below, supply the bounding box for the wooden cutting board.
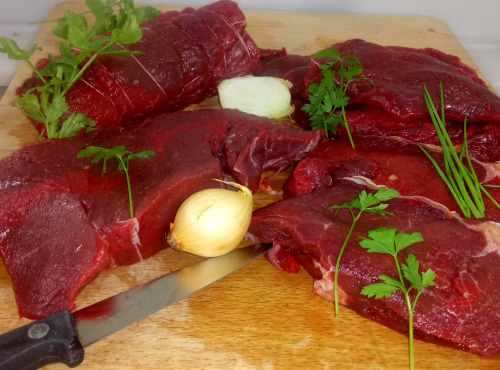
[0,2,499,369]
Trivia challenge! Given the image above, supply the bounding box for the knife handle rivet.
[27,323,50,340]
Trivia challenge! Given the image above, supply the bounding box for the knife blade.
[0,243,270,370]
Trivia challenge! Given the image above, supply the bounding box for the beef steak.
[250,177,500,358]
[259,39,500,162]
[304,39,500,124]
[283,136,500,221]
[0,109,323,319]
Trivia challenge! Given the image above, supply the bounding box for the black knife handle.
[0,310,84,370]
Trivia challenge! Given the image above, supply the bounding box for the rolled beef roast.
[18,0,282,131]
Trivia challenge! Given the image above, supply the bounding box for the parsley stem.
[409,291,423,370]
[117,156,135,219]
[338,59,356,149]
[302,49,373,146]
[405,292,415,370]
[341,106,355,148]
[125,170,134,218]
[46,67,62,137]
[360,231,432,370]
[62,44,111,96]
[78,146,156,220]
[395,255,415,370]
[334,211,361,317]
[393,255,405,295]
[331,188,398,318]
[27,60,47,85]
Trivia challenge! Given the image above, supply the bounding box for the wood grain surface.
[0,2,499,369]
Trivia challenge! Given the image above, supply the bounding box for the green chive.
[420,83,500,219]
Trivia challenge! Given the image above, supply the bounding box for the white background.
[1,0,499,94]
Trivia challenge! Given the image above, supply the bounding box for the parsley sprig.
[360,227,436,370]
[419,83,500,219]
[329,187,399,317]
[0,0,160,139]
[49,0,160,42]
[302,49,375,148]
[77,146,156,218]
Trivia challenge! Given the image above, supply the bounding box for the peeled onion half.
[218,76,294,118]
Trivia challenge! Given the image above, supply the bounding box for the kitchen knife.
[0,243,271,370]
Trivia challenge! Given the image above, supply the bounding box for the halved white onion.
[218,76,294,118]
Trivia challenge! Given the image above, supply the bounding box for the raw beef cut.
[283,136,500,221]
[0,109,323,319]
[335,107,500,164]
[341,108,500,163]
[249,177,500,358]
[0,186,110,320]
[304,39,500,124]
[258,39,500,162]
[18,0,272,131]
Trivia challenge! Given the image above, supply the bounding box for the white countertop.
[0,0,499,94]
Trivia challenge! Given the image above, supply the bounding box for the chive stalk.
[419,83,499,219]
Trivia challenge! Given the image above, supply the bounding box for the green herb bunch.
[302,49,375,148]
[0,0,160,139]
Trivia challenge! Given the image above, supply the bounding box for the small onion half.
[218,76,295,118]
[167,180,253,257]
